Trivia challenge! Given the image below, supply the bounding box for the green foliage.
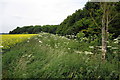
[109,13,120,38]
[56,2,119,37]
[76,32,85,40]
[2,33,119,79]
[9,25,58,34]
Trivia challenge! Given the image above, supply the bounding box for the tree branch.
[89,12,101,29]
[108,13,118,23]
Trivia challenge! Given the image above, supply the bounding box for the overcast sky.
[0,0,88,33]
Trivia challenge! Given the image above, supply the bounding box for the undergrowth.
[2,33,119,79]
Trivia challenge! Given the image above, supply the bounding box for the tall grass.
[2,33,119,79]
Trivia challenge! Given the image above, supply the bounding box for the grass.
[2,33,120,79]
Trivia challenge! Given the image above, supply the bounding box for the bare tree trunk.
[106,6,109,50]
[101,3,107,60]
[102,23,107,60]
[90,2,117,60]
[102,26,107,60]
[106,14,109,41]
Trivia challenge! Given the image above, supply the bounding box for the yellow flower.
[1,34,38,49]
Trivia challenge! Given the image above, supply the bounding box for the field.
[0,34,38,50]
[2,33,120,79]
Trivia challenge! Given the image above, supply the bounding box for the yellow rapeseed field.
[0,34,38,49]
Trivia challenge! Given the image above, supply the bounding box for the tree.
[101,2,119,60]
[89,2,119,60]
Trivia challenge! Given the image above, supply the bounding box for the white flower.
[39,41,42,43]
[55,46,58,48]
[22,54,27,57]
[98,76,101,78]
[89,46,94,48]
[38,35,42,37]
[28,54,32,58]
[27,41,29,42]
[113,51,117,54]
[68,48,70,50]
[107,46,112,47]
[0,46,3,48]
[114,38,118,41]
[71,35,75,38]
[97,46,102,48]
[114,41,118,43]
[55,44,58,48]
[113,37,119,43]
[75,51,82,54]
[84,51,93,55]
[111,47,118,49]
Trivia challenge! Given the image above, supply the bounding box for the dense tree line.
[9,25,58,34]
[9,2,120,38]
[56,2,120,37]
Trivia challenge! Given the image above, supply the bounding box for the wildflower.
[98,76,101,78]
[113,37,119,43]
[114,38,118,41]
[38,35,42,37]
[71,35,75,38]
[0,46,3,48]
[107,46,112,48]
[75,51,82,54]
[27,41,29,42]
[113,51,117,54]
[114,41,118,43]
[84,51,93,55]
[28,54,32,58]
[22,54,27,57]
[55,46,58,48]
[97,46,102,48]
[61,36,65,39]
[39,41,42,43]
[68,48,70,50]
[111,47,118,49]
[89,46,94,48]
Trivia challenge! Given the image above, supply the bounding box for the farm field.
[2,33,119,79]
[0,34,38,50]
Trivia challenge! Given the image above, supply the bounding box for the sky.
[0,0,88,33]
